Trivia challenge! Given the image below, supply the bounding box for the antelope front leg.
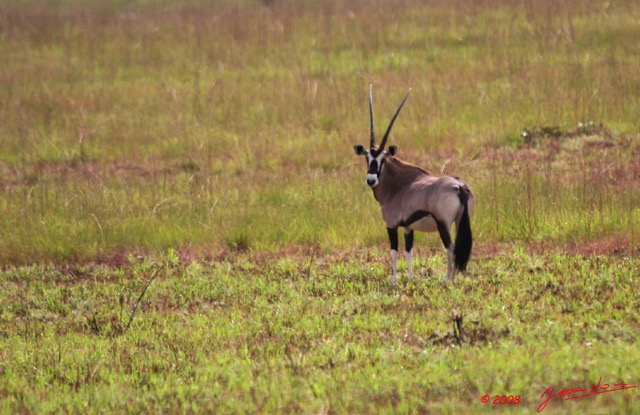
[387,227,399,283]
[404,229,414,280]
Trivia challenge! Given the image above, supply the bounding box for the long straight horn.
[379,88,412,151]
[369,84,375,149]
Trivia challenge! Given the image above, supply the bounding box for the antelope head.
[354,85,411,188]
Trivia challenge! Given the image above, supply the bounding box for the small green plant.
[224,231,252,253]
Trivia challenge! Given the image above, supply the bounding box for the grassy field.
[1,251,639,413]
[1,0,639,413]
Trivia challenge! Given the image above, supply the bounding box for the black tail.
[454,186,473,271]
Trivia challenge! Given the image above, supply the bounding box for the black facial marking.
[398,210,431,228]
[387,227,399,251]
[368,159,379,175]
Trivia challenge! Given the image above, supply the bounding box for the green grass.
[1,250,639,413]
[1,0,640,413]
[1,0,640,262]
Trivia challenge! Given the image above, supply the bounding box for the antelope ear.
[387,145,398,156]
[354,145,366,155]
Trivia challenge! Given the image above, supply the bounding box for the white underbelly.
[406,215,437,232]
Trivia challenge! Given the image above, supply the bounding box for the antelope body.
[354,86,475,283]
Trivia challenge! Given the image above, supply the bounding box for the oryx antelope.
[354,85,475,283]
